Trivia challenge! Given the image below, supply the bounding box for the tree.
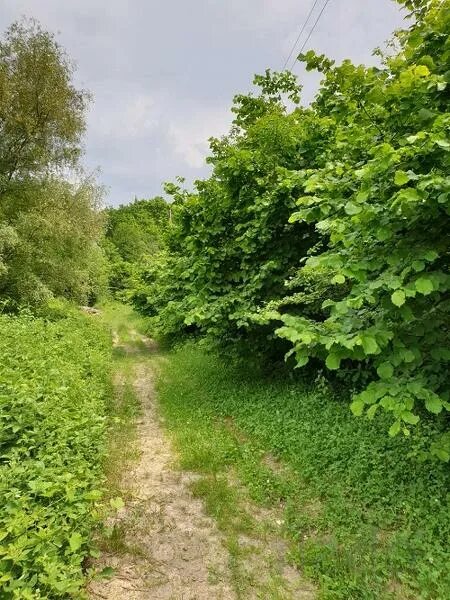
[0,20,89,192]
[0,20,105,306]
[103,197,170,296]
[0,177,106,305]
[269,0,450,452]
[141,0,450,455]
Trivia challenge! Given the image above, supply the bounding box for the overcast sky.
[1,0,406,206]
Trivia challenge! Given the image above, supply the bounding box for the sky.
[1,0,406,206]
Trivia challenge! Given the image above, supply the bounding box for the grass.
[92,302,146,558]
[97,300,150,346]
[100,368,141,502]
[155,342,450,600]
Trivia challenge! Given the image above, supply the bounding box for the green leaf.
[332,274,345,284]
[412,260,425,272]
[435,139,450,150]
[402,349,416,363]
[389,420,401,437]
[350,399,364,417]
[356,191,369,202]
[110,497,125,510]
[433,448,450,462]
[415,277,434,295]
[423,250,438,261]
[376,362,394,380]
[84,489,103,501]
[425,395,442,414]
[417,108,435,121]
[296,354,310,367]
[401,411,420,425]
[288,212,304,223]
[69,532,83,553]
[415,64,430,77]
[366,404,379,420]
[344,201,362,215]
[376,227,391,241]
[326,353,341,370]
[394,170,409,186]
[99,566,116,579]
[361,335,379,355]
[397,188,420,202]
[391,290,406,307]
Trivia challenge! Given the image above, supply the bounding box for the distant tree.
[0,177,106,305]
[0,20,105,306]
[104,197,170,295]
[0,19,89,191]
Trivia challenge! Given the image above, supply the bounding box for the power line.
[282,0,321,71]
[290,0,332,71]
[282,0,322,71]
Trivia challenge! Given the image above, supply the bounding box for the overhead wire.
[289,0,332,71]
[281,0,322,71]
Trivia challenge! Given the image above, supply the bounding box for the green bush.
[103,197,170,298]
[137,0,450,452]
[0,308,111,598]
[267,0,450,452]
[0,21,106,308]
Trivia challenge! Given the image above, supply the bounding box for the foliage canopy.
[0,20,105,307]
[103,196,170,301]
[129,0,450,456]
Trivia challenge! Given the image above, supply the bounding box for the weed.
[0,310,111,597]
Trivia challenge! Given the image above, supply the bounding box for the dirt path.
[89,331,235,599]
[89,324,315,599]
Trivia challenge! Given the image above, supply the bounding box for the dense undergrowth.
[0,304,111,598]
[156,344,450,600]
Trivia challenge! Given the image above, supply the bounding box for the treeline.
[120,0,450,458]
[102,196,170,299]
[0,20,105,308]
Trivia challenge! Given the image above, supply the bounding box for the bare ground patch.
[89,330,315,599]
[89,344,234,599]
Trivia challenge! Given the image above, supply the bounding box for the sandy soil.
[88,330,315,599]
[89,349,234,599]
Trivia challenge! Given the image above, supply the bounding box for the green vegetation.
[0,303,111,597]
[97,300,150,348]
[1,1,449,598]
[0,19,115,599]
[156,344,450,599]
[129,0,450,457]
[0,20,106,307]
[94,303,145,559]
[103,197,170,302]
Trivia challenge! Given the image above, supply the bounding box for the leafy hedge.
[267,0,450,457]
[130,0,450,456]
[102,197,170,299]
[0,306,111,598]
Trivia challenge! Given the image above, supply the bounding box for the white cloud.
[88,92,159,138]
[168,109,231,169]
[0,0,405,205]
